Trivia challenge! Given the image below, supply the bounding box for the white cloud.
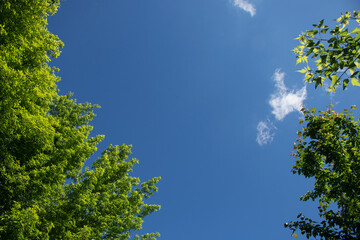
[233,0,256,17]
[256,69,307,146]
[269,69,307,121]
[256,120,276,146]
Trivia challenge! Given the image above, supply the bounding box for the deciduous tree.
[285,10,360,239]
[0,1,160,239]
[285,106,360,239]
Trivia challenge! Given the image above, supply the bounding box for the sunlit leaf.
[351,77,360,87]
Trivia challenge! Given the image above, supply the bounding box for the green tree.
[0,0,160,239]
[285,11,360,239]
[285,106,360,239]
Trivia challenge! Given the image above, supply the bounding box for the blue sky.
[49,0,359,239]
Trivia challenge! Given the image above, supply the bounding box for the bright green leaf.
[351,77,360,86]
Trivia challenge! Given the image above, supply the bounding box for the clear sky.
[49,0,360,239]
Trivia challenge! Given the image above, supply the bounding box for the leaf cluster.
[294,11,360,91]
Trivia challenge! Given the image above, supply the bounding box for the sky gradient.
[49,0,360,239]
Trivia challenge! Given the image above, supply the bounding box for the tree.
[285,11,360,239]
[285,106,360,239]
[0,0,160,239]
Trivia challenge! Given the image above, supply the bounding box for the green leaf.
[321,28,328,34]
[356,33,360,41]
[350,27,360,34]
[343,78,349,90]
[297,68,307,73]
[351,77,360,86]
[321,55,327,64]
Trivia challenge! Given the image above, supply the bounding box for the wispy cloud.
[256,120,276,146]
[233,0,256,17]
[269,69,307,121]
[256,69,307,146]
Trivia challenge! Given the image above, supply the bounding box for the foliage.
[285,10,360,239]
[285,106,360,239]
[293,10,360,91]
[0,0,160,239]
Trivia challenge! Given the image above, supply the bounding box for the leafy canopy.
[0,0,160,239]
[285,106,360,239]
[294,10,360,91]
[285,10,360,239]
